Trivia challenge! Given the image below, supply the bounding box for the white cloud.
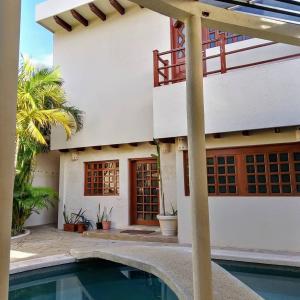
[22,53,53,67]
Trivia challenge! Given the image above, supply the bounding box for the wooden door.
[130,159,160,226]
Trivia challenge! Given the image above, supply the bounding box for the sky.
[20,0,53,66]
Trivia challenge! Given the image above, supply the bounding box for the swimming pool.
[9,259,178,300]
[216,260,300,300]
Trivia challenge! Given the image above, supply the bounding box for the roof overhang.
[129,0,300,46]
[36,0,140,33]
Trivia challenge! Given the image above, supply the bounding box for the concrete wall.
[154,56,300,138]
[25,151,60,227]
[58,143,177,229]
[50,7,170,150]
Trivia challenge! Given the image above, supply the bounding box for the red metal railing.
[153,34,300,87]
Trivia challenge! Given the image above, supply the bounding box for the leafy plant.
[96,204,105,223]
[12,185,57,236]
[103,207,113,222]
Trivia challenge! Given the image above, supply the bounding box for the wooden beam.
[111,144,120,148]
[149,141,156,146]
[129,143,138,147]
[129,0,300,46]
[71,9,89,27]
[274,127,281,133]
[89,3,106,21]
[92,146,102,150]
[242,130,250,136]
[159,137,176,144]
[59,149,69,153]
[109,0,125,15]
[54,16,72,32]
[213,133,221,139]
[76,147,86,152]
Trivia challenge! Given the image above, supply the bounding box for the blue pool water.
[216,260,300,300]
[9,259,178,300]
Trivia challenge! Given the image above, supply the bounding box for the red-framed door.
[130,158,160,226]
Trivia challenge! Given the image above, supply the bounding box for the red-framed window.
[84,160,119,196]
[183,143,300,196]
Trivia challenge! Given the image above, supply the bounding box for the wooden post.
[153,50,160,87]
[164,59,169,85]
[0,0,21,299]
[220,33,227,74]
[185,15,213,300]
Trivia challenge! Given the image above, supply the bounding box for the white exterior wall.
[58,143,177,229]
[175,145,300,252]
[154,57,300,138]
[51,7,170,150]
[26,151,60,227]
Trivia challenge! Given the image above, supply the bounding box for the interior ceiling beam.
[109,0,125,15]
[53,15,72,32]
[71,9,89,26]
[215,0,300,18]
[129,0,300,46]
[89,3,107,21]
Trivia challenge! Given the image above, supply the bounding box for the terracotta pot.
[96,222,103,230]
[157,215,177,236]
[77,223,86,233]
[64,224,78,232]
[102,221,111,230]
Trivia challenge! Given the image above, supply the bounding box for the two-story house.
[36,0,300,252]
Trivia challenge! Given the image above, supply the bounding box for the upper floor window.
[84,160,119,196]
[183,143,300,197]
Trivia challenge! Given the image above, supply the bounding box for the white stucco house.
[33,0,300,252]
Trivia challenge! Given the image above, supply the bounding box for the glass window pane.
[279,153,288,162]
[295,163,300,172]
[257,165,265,173]
[281,174,290,183]
[271,175,279,183]
[256,154,264,163]
[217,157,225,164]
[207,157,214,165]
[219,186,226,193]
[280,164,289,172]
[258,175,266,183]
[258,185,267,193]
[228,176,235,184]
[208,186,215,193]
[271,185,280,193]
[207,167,215,174]
[247,165,255,173]
[228,186,236,193]
[247,175,256,184]
[246,155,254,163]
[269,154,277,162]
[294,153,300,161]
[227,156,234,164]
[207,176,215,184]
[227,166,235,174]
[282,185,291,193]
[248,185,256,193]
[218,166,225,174]
[270,164,278,172]
[218,176,226,184]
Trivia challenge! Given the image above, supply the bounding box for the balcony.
[152,37,300,139]
[153,34,300,87]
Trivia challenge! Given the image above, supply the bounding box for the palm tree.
[12,58,83,235]
[15,58,83,186]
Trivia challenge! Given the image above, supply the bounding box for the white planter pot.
[157,215,178,236]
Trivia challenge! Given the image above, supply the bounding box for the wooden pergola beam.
[129,0,300,46]
[109,0,125,15]
[89,3,107,21]
[129,143,138,147]
[92,146,102,150]
[54,15,72,32]
[71,9,89,27]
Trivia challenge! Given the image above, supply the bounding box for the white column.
[185,15,213,300]
[0,1,21,299]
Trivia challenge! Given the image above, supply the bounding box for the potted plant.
[96,204,104,230]
[72,208,93,233]
[153,140,178,236]
[102,207,113,230]
[63,206,77,232]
